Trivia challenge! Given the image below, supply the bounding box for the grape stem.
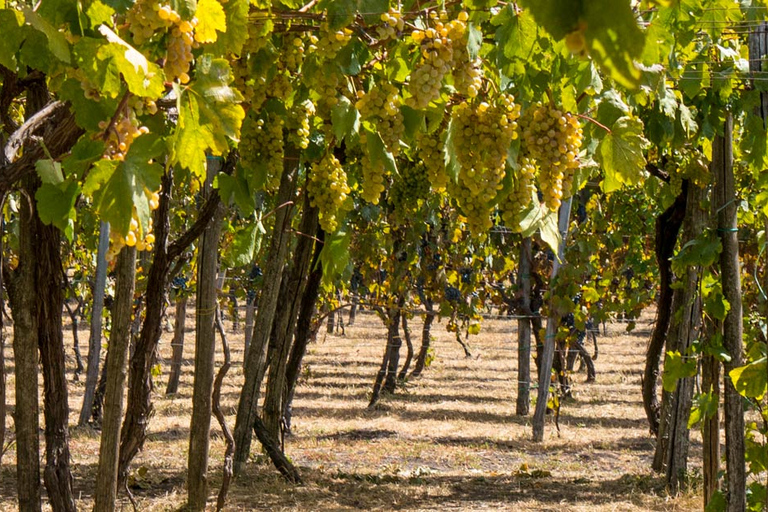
[263,200,295,221]
[102,89,133,142]
[576,113,611,133]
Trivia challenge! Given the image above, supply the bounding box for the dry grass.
[0,306,702,511]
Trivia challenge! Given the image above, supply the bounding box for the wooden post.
[516,237,532,416]
[532,197,573,442]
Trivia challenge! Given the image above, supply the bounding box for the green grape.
[376,8,405,41]
[243,14,273,54]
[240,111,285,193]
[450,94,521,235]
[287,100,315,150]
[313,22,352,60]
[520,102,583,210]
[406,13,468,109]
[308,153,352,232]
[355,83,404,155]
[279,35,306,73]
[416,130,448,191]
[451,29,483,98]
[358,132,388,204]
[164,23,195,84]
[500,156,537,227]
[390,162,431,214]
[99,106,149,161]
[127,0,174,45]
[313,70,342,118]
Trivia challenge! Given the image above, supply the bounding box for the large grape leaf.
[331,96,359,142]
[730,358,767,399]
[222,223,262,268]
[0,9,24,70]
[96,26,165,98]
[35,179,81,242]
[195,0,226,44]
[596,116,649,193]
[171,56,244,179]
[662,350,697,392]
[208,0,248,55]
[365,128,396,174]
[23,8,71,64]
[93,134,164,237]
[320,228,352,287]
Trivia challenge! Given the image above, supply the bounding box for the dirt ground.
[0,306,702,511]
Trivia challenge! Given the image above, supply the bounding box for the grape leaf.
[59,78,118,132]
[539,208,561,255]
[662,350,697,392]
[331,96,359,142]
[365,128,396,174]
[222,223,259,267]
[208,0,248,55]
[0,9,24,70]
[61,138,106,180]
[320,228,352,287]
[35,159,64,185]
[171,56,244,178]
[35,179,81,241]
[86,1,115,29]
[597,116,649,193]
[96,26,165,98]
[195,0,226,44]
[729,358,767,399]
[23,8,71,64]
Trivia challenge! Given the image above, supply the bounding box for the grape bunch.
[106,211,157,262]
[287,100,315,150]
[519,102,583,210]
[100,107,150,161]
[355,83,404,155]
[313,69,342,117]
[450,95,521,234]
[358,132,387,204]
[451,23,483,98]
[239,111,285,193]
[308,153,352,232]
[389,163,431,214]
[407,11,469,109]
[164,19,197,84]
[376,8,405,41]
[416,130,448,191]
[279,36,306,73]
[127,0,178,45]
[500,156,537,226]
[314,22,352,60]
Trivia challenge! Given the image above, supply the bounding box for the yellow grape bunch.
[450,94,521,234]
[407,11,469,109]
[389,163,431,214]
[100,106,149,161]
[308,153,352,233]
[376,8,405,41]
[106,201,159,262]
[520,102,583,211]
[358,131,387,204]
[287,100,316,150]
[500,156,537,227]
[240,111,285,193]
[126,0,198,83]
[313,22,352,60]
[416,130,448,192]
[355,83,404,155]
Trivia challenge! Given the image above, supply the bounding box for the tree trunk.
[410,298,434,379]
[713,112,746,512]
[232,161,297,476]
[397,314,413,381]
[282,229,324,433]
[212,308,234,512]
[118,158,225,484]
[165,295,188,396]
[93,246,137,512]
[516,237,532,416]
[262,200,318,445]
[643,185,687,436]
[4,188,41,512]
[79,221,110,426]
[243,294,255,358]
[702,350,721,507]
[383,299,404,394]
[652,180,706,493]
[64,301,84,380]
[532,197,573,442]
[188,156,226,512]
[33,184,76,512]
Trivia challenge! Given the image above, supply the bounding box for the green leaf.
[662,350,698,393]
[35,159,64,185]
[331,96,359,142]
[215,169,255,214]
[171,56,244,178]
[195,0,226,44]
[467,23,483,60]
[59,78,117,131]
[24,8,71,64]
[61,138,106,180]
[208,0,248,55]
[671,233,722,275]
[96,26,165,98]
[597,116,649,193]
[319,0,355,29]
[35,179,81,241]
[0,9,24,70]
[357,0,388,24]
[83,159,119,196]
[86,1,115,28]
[320,228,351,286]
[223,223,259,267]
[704,490,727,512]
[740,114,768,172]
[729,357,767,399]
[365,129,396,174]
[539,208,561,256]
[688,391,718,428]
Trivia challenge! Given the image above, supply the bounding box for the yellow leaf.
[195,0,226,43]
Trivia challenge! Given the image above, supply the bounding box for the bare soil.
[0,306,701,511]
